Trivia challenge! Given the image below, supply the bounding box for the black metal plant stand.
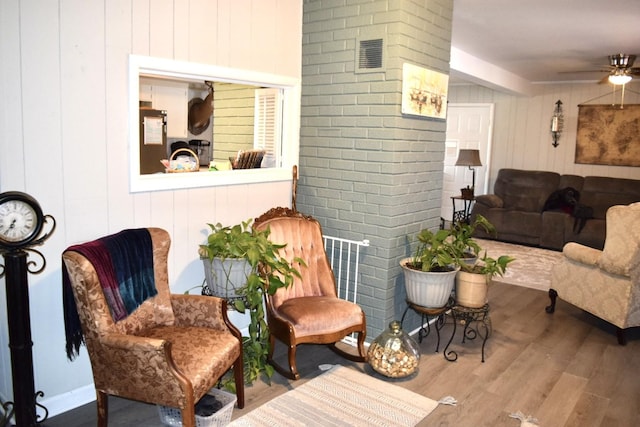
[400,299,450,351]
[402,298,492,363]
[443,303,492,362]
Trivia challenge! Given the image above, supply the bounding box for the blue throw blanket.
[63,228,157,360]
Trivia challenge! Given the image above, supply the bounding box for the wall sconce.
[455,149,482,198]
[550,100,564,148]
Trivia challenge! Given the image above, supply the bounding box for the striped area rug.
[229,365,439,426]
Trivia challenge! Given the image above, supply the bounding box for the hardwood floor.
[45,282,640,426]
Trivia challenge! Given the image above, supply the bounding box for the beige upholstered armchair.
[62,228,244,427]
[547,203,640,344]
[253,207,367,380]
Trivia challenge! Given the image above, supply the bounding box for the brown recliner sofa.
[471,168,640,250]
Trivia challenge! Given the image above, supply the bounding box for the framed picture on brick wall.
[401,63,449,119]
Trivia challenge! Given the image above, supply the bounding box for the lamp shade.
[455,149,482,167]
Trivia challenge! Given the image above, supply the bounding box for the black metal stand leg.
[1,400,14,427]
[417,314,429,343]
[444,305,491,363]
[433,314,445,352]
[478,319,491,362]
[443,311,458,361]
[402,302,448,353]
[400,305,411,326]
[4,252,49,426]
[415,313,443,351]
[401,305,431,345]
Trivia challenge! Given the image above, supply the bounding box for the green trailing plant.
[449,215,514,277]
[408,215,501,273]
[449,214,496,260]
[198,219,304,388]
[409,228,458,272]
[460,252,515,277]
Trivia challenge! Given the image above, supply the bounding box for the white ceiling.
[451,0,640,89]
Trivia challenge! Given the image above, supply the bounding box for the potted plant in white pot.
[400,227,460,308]
[198,219,304,387]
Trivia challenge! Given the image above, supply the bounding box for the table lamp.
[455,149,482,198]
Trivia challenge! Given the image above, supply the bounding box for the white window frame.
[128,55,300,192]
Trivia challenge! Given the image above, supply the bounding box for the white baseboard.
[1,388,94,423]
[40,384,96,419]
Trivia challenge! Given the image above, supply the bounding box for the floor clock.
[0,191,56,427]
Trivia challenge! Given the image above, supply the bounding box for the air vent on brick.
[357,38,384,71]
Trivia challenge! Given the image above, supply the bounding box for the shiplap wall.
[448,83,640,191]
[0,0,301,416]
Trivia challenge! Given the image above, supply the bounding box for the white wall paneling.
[0,0,302,417]
[448,83,640,191]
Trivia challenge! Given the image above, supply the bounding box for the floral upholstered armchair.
[62,228,244,427]
[547,203,640,344]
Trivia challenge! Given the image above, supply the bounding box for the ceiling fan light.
[608,74,632,85]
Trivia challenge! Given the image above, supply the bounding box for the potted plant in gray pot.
[400,227,460,308]
[198,219,304,387]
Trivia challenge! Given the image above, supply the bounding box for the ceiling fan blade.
[559,69,611,74]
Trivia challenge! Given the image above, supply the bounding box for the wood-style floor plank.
[535,372,589,426]
[45,282,640,427]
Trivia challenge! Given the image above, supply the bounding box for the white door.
[441,103,494,222]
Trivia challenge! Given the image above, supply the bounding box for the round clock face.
[0,192,44,247]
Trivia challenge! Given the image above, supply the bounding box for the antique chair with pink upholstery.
[253,207,368,380]
[547,203,640,344]
[62,227,244,427]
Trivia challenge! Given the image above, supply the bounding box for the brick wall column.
[299,0,454,338]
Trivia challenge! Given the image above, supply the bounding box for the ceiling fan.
[563,54,640,85]
[600,54,640,85]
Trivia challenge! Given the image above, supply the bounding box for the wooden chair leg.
[267,336,299,380]
[356,330,367,361]
[234,354,245,408]
[96,390,108,427]
[328,330,368,363]
[181,404,196,427]
[287,344,300,380]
